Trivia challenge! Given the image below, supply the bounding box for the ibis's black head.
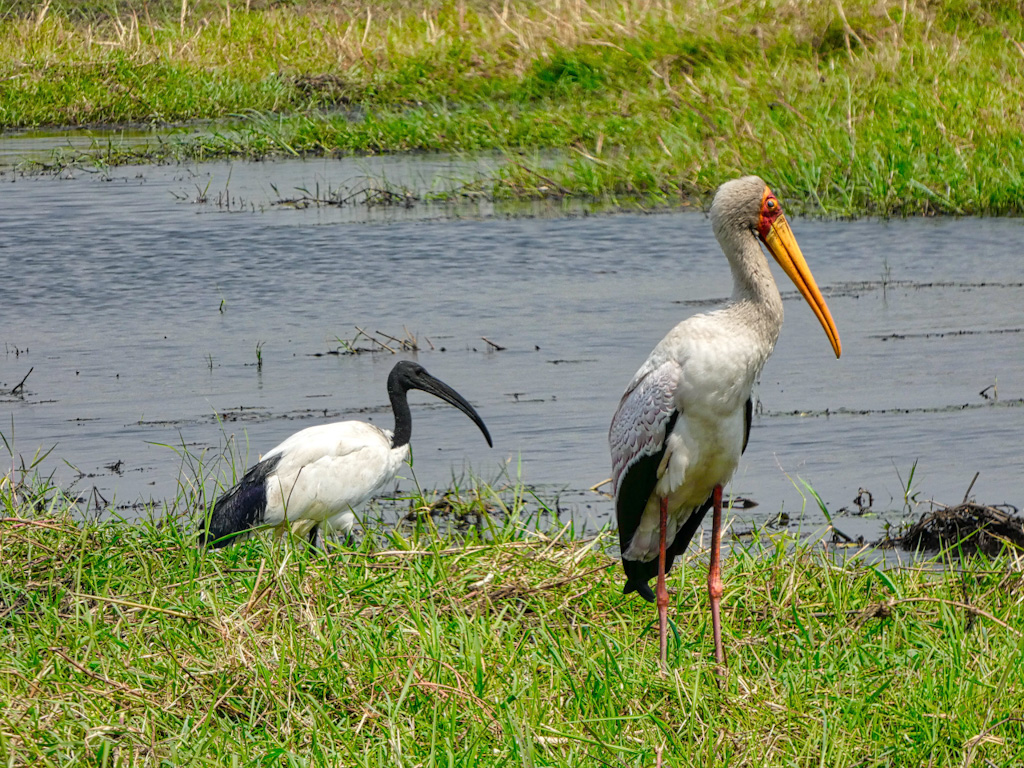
[387,361,493,449]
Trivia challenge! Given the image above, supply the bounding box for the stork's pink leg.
[708,484,726,667]
[657,496,669,670]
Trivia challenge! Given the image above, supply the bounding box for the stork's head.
[711,176,842,358]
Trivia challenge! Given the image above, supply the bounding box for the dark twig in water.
[354,326,395,353]
[963,472,980,504]
[830,524,862,547]
[375,329,418,351]
[481,337,506,351]
[853,488,873,513]
[10,367,33,396]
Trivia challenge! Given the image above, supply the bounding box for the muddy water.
[2,151,1022,547]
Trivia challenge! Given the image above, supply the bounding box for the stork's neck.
[720,228,785,349]
[388,384,412,449]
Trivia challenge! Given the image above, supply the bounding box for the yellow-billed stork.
[609,176,841,667]
[200,361,492,548]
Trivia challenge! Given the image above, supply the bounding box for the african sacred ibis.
[200,361,492,548]
[609,176,842,668]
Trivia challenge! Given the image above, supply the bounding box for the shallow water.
[2,150,1023,548]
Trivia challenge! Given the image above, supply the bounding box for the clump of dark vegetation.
[329,326,423,355]
[885,502,1024,556]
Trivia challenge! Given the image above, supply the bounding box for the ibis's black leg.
[709,484,726,668]
[657,496,669,671]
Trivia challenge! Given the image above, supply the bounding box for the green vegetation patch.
[2,466,1024,765]
[2,0,1024,214]
[1,58,291,126]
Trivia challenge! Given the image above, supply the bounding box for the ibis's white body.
[261,420,408,539]
[203,361,492,550]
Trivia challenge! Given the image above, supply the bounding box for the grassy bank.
[2,0,1023,214]
[2,468,1024,766]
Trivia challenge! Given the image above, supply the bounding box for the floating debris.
[9,367,32,396]
[322,326,422,356]
[883,503,1024,556]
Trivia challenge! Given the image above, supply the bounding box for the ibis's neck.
[389,386,412,449]
[721,230,785,350]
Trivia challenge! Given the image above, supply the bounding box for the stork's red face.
[757,191,783,241]
[756,186,842,358]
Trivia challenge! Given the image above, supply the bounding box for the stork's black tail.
[198,454,281,548]
[622,570,657,602]
[622,536,687,603]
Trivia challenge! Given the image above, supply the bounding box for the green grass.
[2,0,1024,214]
[3,462,1024,765]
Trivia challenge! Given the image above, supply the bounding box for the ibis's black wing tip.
[198,454,282,549]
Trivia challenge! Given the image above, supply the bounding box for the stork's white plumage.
[200,361,492,548]
[609,176,841,668]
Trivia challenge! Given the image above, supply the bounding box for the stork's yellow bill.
[757,187,842,358]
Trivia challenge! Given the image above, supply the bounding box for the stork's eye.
[765,198,778,211]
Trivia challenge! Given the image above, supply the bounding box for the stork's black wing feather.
[617,410,679,602]
[199,454,282,548]
[743,396,752,454]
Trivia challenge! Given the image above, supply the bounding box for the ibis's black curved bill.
[415,374,493,447]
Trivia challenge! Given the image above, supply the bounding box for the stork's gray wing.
[609,360,680,497]
[609,361,683,601]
